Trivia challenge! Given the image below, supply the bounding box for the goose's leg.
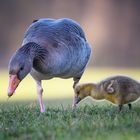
[73,77,81,88]
[128,103,132,110]
[72,76,81,109]
[36,81,45,113]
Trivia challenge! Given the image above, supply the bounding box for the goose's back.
[23,18,86,46]
[22,18,91,80]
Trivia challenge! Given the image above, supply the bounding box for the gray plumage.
[21,18,91,80]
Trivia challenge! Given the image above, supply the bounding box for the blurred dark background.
[0,0,140,68]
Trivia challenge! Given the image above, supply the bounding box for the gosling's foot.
[118,104,123,112]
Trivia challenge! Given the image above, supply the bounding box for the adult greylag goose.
[8,18,91,112]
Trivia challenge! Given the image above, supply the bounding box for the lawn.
[0,68,140,140]
[0,101,140,140]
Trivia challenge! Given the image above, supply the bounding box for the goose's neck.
[19,42,47,61]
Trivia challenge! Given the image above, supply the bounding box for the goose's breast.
[30,68,54,81]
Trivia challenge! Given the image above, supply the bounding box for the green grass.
[1,68,140,140]
[0,100,140,140]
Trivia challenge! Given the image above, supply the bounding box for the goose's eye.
[20,67,24,71]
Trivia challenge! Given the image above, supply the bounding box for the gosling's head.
[74,83,95,105]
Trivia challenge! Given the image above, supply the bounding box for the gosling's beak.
[75,96,81,104]
[8,74,21,97]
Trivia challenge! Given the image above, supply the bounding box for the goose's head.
[8,51,32,97]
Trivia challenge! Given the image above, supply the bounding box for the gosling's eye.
[77,91,80,95]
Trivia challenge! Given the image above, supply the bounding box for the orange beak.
[8,75,21,97]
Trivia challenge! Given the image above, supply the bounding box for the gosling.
[74,75,140,111]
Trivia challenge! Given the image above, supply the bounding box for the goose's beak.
[8,75,21,97]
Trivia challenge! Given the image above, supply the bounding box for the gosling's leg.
[36,81,45,113]
[72,76,81,109]
[128,103,132,110]
[118,105,123,112]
